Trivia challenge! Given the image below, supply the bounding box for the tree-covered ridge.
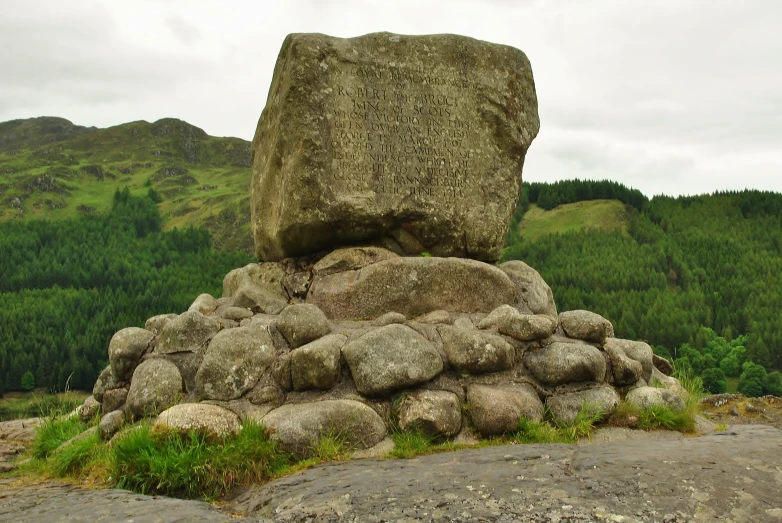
[0,116,253,254]
[503,181,782,395]
[0,189,252,393]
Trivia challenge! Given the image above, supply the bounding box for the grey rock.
[232,284,288,315]
[610,338,654,383]
[195,324,277,401]
[523,342,607,386]
[271,352,293,391]
[155,403,241,438]
[188,293,218,315]
[653,353,674,376]
[342,324,443,396]
[108,327,155,382]
[453,317,474,329]
[144,313,177,336]
[467,383,543,437]
[156,311,220,355]
[372,311,407,327]
[626,386,686,413]
[247,385,285,407]
[308,257,516,320]
[126,359,184,419]
[92,365,117,402]
[438,325,515,374]
[99,410,125,440]
[276,303,331,348]
[217,306,254,322]
[546,385,619,425]
[652,367,690,402]
[251,32,538,262]
[101,388,128,415]
[262,399,387,458]
[397,390,462,438]
[313,247,399,276]
[603,339,644,386]
[291,334,346,391]
[416,310,452,325]
[498,260,557,317]
[559,310,614,343]
[477,305,557,341]
[222,262,286,299]
[77,396,100,423]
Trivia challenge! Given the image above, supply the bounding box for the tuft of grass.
[49,428,107,477]
[389,428,445,459]
[308,431,351,462]
[508,417,565,444]
[556,403,605,442]
[637,404,695,432]
[31,413,88,459]
[110,421,292,499]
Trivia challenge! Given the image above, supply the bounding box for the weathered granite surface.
[251,32,539,261]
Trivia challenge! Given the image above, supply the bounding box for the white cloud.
[0,0,780,195]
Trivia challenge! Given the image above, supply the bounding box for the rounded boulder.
[126,359,184,419]
[261,399,387,458]
[195,324,278,401]
[523,342,607,386]
[109,327,155,382]
[467,383,543,437]
[342,324,443,396]
[155,403,241,438]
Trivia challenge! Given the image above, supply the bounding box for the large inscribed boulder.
[251,32,539,261]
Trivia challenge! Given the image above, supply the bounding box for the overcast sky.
[1,0,780,196]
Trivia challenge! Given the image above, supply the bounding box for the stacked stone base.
[79,247,687,458]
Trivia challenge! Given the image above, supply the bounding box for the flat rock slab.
[251,32,539,261]
[228,424,782,521]
[308,256,516,320]
[3,425,782,521]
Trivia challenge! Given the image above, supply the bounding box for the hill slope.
[0,117,253,254]
[518,199,631,242]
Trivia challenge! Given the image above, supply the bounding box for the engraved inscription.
[328,64,474,199]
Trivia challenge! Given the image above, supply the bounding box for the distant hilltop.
[0,116,254,254]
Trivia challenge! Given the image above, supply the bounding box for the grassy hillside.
[518,199,631,242]
[0,117,253,254]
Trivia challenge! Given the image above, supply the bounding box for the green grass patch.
[31,414,89,459]
[111,421,293,499]
[519,200,631,242]
[307,431,352,462]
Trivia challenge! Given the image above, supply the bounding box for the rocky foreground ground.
[1,397,781,522]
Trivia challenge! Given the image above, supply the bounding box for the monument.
[251,32,539,261]
[79,33,688,458]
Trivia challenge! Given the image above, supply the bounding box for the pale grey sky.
[1,0,780,196]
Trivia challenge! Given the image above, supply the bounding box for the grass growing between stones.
[30,413,89,459]
[609,370,704,433]
[389,428,455,459]
[110,422,293,499]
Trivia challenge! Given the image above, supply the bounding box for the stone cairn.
[80,33,688,458]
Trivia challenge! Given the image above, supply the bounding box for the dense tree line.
[526,179,648,212]
[0,189,252,394]
[503,183,782,395]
